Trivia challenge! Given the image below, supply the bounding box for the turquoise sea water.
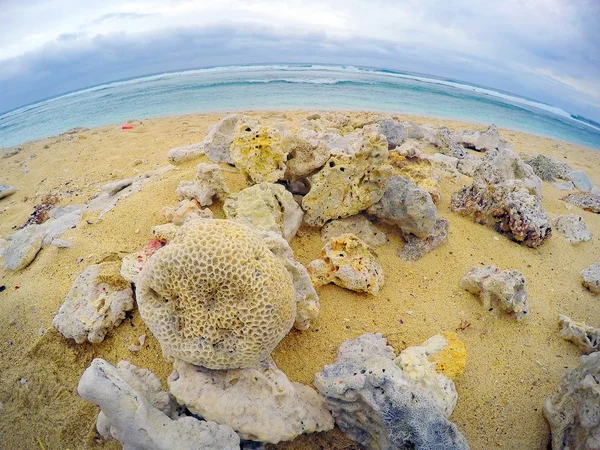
[1,64,600,150]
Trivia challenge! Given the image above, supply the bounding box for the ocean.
[1,64,600,150]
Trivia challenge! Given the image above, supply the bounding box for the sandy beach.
[1,110,599,450]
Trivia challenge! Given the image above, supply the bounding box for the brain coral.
[136,219,297,369]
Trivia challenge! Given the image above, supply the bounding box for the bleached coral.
[168,358,334,444]
[224,183,303,242]
[136,219,297,369]
[460,265,529,320]
[321,215,388,247]
[308,234,384,295]
[78,358,240,450]
[53,262,134,343]
[558,315,600,353]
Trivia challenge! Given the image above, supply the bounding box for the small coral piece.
[2,225,45,270]
[230,121,288,183]
[224,183,303,242]
[307,234,384,295]
[136,219,297,369]
[78,358,240,450]
[163,199,213,226]
[581,262,600,294]
[177,163,228,206]
[284,134,329,177]
[314,333,469,450]
[558,315,600,353]
[460,265,529,320]
[562,192,600,214]
[53,262,134,343]
[552,215,592,244]
[321,215,388,247]
[544,352,600,450]
[302,127,392,226]
[167,114,241,164]
[168,358,334,444]
[521,153,572,182]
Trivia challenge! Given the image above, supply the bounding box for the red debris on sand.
[122,125,134,130]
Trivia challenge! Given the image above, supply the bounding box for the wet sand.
[1,110,599,450]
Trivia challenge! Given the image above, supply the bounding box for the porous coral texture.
[136,219,297,369]
[230,120,288,183]
[302,127,392,226]
[307,234,384,295]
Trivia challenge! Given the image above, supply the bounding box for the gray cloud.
[0,1,598,120]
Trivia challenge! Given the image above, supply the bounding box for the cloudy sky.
[1,0,599,120]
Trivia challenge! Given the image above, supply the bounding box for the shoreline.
[3,107,600,153]
[1,110,600,449]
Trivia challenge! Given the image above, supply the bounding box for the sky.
[1,0,599,120]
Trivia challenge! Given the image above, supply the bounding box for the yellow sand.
[1,111,599,450]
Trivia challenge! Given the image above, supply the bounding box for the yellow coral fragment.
[389,152,440,203]
[428,331,467,380]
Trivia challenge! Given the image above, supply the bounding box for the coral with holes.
[521,153,572,182]
[451,178,551,248]
[168,357,334,444]
[78,358,240,450]
[543,352,600,450]
[307,234,384,295]
[558,315,600,353]
[321,215,388,247]
[176,163,228,206]
[395,332,467,416]
[136,219,297,369]
[314,333,469,450]
[562,192,600,213]
[460,265,529,320]
[284,134,330,178]
[53,262,134,343]
[230,121,288,183]
[224,183,303,242]
[302,127,392,226]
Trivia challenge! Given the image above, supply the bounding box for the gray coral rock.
[399,217,449,262]
[0,184,17,199]
[2,225,45,270]
[581,263,600,294]
[451,178,551,248]
[562,192,600,213]
[321,215,388,247]
[451,124,502,152]
[474,148,542,198]
[314,333,469,450]
[460,265,529,320]
[53,262,134,343]
[543,351,600,450]
[78,358,240,450]
[368,176,437,239]
[224,183,303,242]
[168,358,334,444]
[567,170,595,192]
[558,315,600,353]
[378,118,407,149]
[456,155,483,177]
[167,114,241,164]
[521,154,572,182]
[552,215,592,244]
[553,181,575,191]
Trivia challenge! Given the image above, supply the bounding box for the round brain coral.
[136,219,297,369]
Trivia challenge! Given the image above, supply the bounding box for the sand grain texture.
[1,111,599,450]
